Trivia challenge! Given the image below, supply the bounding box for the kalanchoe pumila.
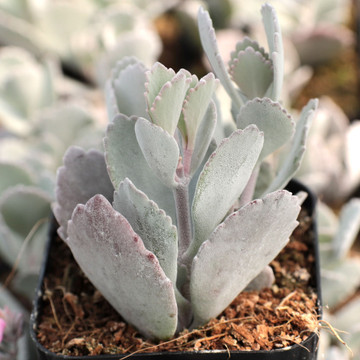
[54,4,314,341]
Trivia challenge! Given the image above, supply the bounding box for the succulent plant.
[53,4,318,341]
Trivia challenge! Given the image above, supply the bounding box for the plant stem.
[238,166,259,208]
[173,181,192,260]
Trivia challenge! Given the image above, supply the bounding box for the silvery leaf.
[145,62,176,107]
[332,199,360,259]
[189,101,217,177]
[67,194,177,340]
[107,56,148,119]
[198,7,243,110]
[230,37,270,61]
[261,3,284,101]
[263,98,318,195]
[147,68,191,135]
[182,73,218,149]
[189,125,264,259]
[229,47,273,99]
[190,190,300,326]
[135,118,179,188]
[237,97,294,163]
[104,114,176,222]
[104,57,140,121]
[54,146,114,240]
[113,178,178,285]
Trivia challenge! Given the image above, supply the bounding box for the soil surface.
[36,208,319,356]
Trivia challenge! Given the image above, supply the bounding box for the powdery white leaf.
[107,57,148,119]
[264,98,318,195]
[261,3,284,101]
[113,178,178,284]
[230,37,270,60]
[145,62,176,107]
[188,125,264,259]
[190,190,300,326]
[135,118,179,188]
[198,7,243,110]
[189,101,217,177]
[182,73,218,149]
[237,97,294,163]
[147,70,191,136]
[104,114,176,222]
[54,146,114,240]
[67,194,177,340]
[332,199,360,259]
[229,47,273,99]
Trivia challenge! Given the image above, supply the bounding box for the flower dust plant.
[54,3,317,341]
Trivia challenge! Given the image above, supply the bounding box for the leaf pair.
[198,4,283,108]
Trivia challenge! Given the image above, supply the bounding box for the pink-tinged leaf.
[67,194,177,340]
[190,190,300,326]
[104,114,176,222]
[113,178,178,284]
[54,146,114,240]
[237,98,295,163]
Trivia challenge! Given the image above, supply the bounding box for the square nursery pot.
[30,180,322,360]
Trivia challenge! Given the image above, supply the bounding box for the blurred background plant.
[0,0,359,358]
[0,0,170,84]
[317,199,360,359]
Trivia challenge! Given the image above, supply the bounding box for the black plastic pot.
[30,180,322,360]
